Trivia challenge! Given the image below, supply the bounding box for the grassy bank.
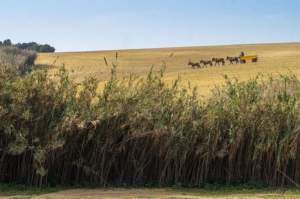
[0,183,59,197]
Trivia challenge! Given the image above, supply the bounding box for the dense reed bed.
[1,61,300,187]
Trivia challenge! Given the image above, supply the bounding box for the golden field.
[36,42,300,96]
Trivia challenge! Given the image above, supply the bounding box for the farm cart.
[239,55,258,63]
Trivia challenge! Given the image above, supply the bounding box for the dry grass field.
[36,42,300,96]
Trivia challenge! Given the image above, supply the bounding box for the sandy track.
[1,188,298,199]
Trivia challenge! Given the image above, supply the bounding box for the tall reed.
[0,64,300,187]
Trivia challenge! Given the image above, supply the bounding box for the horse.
[226,56,239,64]
[188,61,201,69]
[200,60,213,67]
[212,58,225,66]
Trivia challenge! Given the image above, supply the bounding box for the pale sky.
[1,0,299,52]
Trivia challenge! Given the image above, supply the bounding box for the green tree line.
[0,39,55,53]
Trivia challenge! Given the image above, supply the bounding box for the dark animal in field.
[212,58,225,66]
[226,56,240,64]
[188,61,201,69]
[200,60,213,67]
[240,59,246,64]
[240,51,245,57]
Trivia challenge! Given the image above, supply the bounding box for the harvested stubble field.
[37,42,300,95]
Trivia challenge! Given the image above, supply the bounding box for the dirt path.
[2,188,300,199]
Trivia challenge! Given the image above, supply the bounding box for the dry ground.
[2,188,300,199]
[37,42,300,96]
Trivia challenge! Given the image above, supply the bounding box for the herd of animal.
[188,52,258,69]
